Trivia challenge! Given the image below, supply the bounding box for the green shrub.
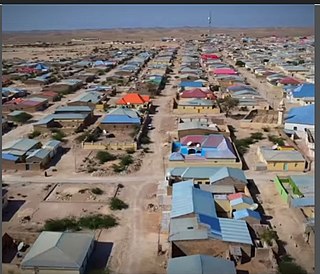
[96,151,117,164]
[126,148,135,154]
[250,132,264,140]
[109,197,129,210]
[91,187,104,195]
[78,214,118,230]
[43,214,118,231]
[28,130,41,139]
[120,155,133,166]
[260,229,278,246]
[112,164,125,173]
[268,135,285,146]
[44,217,79,232]
[140,135,151,144]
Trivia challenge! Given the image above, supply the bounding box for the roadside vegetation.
[96,151,117,164]
[268,135,285,146]
[28,130,41,139]
[43,214,118,231]
[234,132,265,155]
[109,197,129,210]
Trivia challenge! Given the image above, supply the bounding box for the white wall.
[284,123,314,138]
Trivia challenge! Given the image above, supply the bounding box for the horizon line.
[3,25,315,33]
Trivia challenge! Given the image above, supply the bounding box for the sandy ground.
[3,27,314,45]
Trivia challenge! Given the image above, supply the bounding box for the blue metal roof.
[2,139,40,153]
[198,214,222,238]
[285,104,314,125]
[26,148,51,160]
[43,140,61,149]
[167,255,236,274]
[233,209,261,220]
[2,153,19,161]
[101,115,141,124]
[180,81,203,87]
[171,181,217,218]
[218,218,252,245]
[55,106,93,113]
[292,83,314,98]
[290,175,314,196]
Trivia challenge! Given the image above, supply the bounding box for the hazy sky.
[3,5,314,31]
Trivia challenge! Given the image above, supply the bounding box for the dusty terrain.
[3,27,314,44]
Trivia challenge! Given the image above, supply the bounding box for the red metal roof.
[227,193,248,201]
[213,68,238,75]
[180,135,207,146]
[180,89,208,99]
[116,93,151,105]
[279,77,301,85]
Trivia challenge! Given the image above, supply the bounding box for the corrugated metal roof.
[199,185,235,194]
[219,218,253,245]
[233,209,261,220]
[2,139,40,154]
[55,105,93,113]
[2,153,19,161]
[70,91,102,104]
[178,99,214,106]
[259,147,305,162]
[26,149,51,160]
[35,113,88,125]
[290,197,314,208]
[21,231,94,269]
[290,175,314,196]
[169,217,208,241]
[43,140,61,149]
[8,110,26,117]
[285,104,314,125]
[171,181,217,218]
[167,255,236,274]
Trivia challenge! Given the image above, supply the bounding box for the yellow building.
[173,98,220,114]
[257,146,306,171]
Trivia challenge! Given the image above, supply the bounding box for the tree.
[235,60,245,67]
[217,97,239,117]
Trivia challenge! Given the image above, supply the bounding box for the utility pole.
[208,12,212,39]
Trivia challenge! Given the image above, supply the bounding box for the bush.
[112,164,125,173]
[91,187,104,195]
[12,112,32,124]
[260,229,278,246]
[52,132,66,142]
[126,148,135,154]
[78,214,118,230]
[277,260,308,274]
[268,135,285,146]
[44,214,118,231]
[44,217,79,232]
[28,130,41,139]
[120,155,134,166]
[110,197,129,210]
[96,151,117,164]
[250,132,264,140]
[76,132,89,143]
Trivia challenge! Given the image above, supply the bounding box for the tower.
[277,98,286,126]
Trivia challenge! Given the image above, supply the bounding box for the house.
[257,146,306,171]
[179,81,204,89]
[25,148,52,168]
[274,175,314,209]
[169,134,241,168]
[174,98,220,114]
[167,255,236,274]
[99,107,143,133]
[304,129,315,158]
[34,106,94,133]
[284,104,314,138]
[44,79,83,94]
[287,83,314,105]
[21,231,95,274]
[233,209,261,225]
[43,140,62,158]
[179,89,216,100]
[212,68,238,76]
[116,93,151,109]
[6,110,31,123]
[177,118,230,139]
[169,215,253,259]
[68,91,108,110]
[2,189,8,210]
[2,97,49,113]
[33,91,60,102]
[166,167,248,191]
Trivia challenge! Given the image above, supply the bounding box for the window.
[274,163,276,167]
[293,126,297,131]
[295,163,298,167]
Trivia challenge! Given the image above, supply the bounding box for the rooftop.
[259,147,305,162]
[285,104,314,125]
[21,231,94,269]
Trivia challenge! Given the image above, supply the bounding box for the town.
[2,13,315,274]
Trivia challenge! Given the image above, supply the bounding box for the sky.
[2,5,315,32]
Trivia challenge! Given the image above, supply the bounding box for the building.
[34,106,94,133]
[33,91,60,102]
[169,134,241,168]
[233,209,261,225]
[21,231,95,274]
[287,83,314,105]
[166,167,247,191]
[116,93,151,109]
[274,175,314,209]
[167,255,236,274]
[44,79,83,94]
[3,97,49,113]
[68,91,108,110]
[99,107,143,133]
[174,98,220,114]
[257,146,306,171]
[284,104,314,139]
[178,118,230,139]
